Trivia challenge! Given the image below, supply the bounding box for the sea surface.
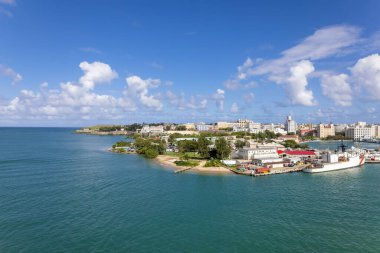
[1,128,380,253]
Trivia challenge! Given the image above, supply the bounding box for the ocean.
[1,128,380,252]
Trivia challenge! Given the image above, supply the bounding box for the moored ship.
[303,142,365,173]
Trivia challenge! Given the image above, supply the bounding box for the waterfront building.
[373,125,380,138]
[317,124,335,138]
[140,125,164,135]
[277,150,316,158]
[284,115,297,133]
[238,147,279,160]
[345,125,374,140]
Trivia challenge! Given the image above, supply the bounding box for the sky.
[1,0,380,126]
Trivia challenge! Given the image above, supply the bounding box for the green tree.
[235,140,246,149]
[178,140,198,153]
[197,136,211,158]
[176,125,187,131]
[144,148,159,159]
[215,137,231,160]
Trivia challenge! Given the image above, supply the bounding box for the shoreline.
[154,155,233,175]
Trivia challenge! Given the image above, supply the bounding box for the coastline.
[154,155,233,175]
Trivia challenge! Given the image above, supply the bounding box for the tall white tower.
[285,115,297,134]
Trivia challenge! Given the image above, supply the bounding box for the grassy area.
[165,151,201,159]
[204,159,222,167]
[174,160,200,167]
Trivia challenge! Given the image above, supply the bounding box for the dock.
[365,160,380,163]
[229,164,311,177]
[174,167,193,173]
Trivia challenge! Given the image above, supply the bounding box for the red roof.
[277,150,315,156]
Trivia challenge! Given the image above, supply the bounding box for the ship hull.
[303,156,365,173]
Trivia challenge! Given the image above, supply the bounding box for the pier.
[229,164,311,177]
[174,167,193,173]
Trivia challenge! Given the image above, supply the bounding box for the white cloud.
[276,60,316,106]
[237,58,253,80]
[0,61,136,122]
[125,75,162,110]
[226,25,362,106]
[321,73,352,106]
[230,102,239,113]
[252,25,361,76]
[224,58,254,90]
[212,89,225,111]
[0,64,22,84]
[351,54,380,100]
[79,61,118,90]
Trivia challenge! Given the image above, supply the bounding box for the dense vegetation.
[283,140,309,149]
[204,159,222,167]
[112,141,132,148]
[322,132,348,140]
[174,160,200,167]
[134,137,165,159]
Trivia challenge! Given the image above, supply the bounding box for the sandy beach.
[155,155,233,174]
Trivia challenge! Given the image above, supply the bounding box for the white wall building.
[140,125,164,134]
[238,147,279,160]
[345,126,373,140]
[317,124,335,138]
[284,115,297,133]
[196,124,213,132]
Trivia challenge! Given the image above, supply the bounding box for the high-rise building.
[284,115,297,133]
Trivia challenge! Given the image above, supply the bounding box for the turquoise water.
[1,128,380,253]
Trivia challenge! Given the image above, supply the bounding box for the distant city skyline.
[1,0,380,126]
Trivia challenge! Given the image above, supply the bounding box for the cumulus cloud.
[321,73,352,106]
[276,60,316,106]
[0,61,135,122]
[212,89,225,111]
[252,25,361,76]
[230,102,239,113]
[351,54,380,100]
[125,75,162,110]
[225,25,362,106]
[224,58,254,90]
[0,64,22,84]
[79,61,118,90]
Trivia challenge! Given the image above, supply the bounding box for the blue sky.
[1,0,380,126]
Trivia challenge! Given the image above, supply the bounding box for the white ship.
[303,142,365,173]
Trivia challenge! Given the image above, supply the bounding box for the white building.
[373,125,380,138]
[345,126,373,140]
[317,124,335,138]
[238,147,278,160]
[140,125,164,135]
[196,124,213,132]
[284,115,297,133]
